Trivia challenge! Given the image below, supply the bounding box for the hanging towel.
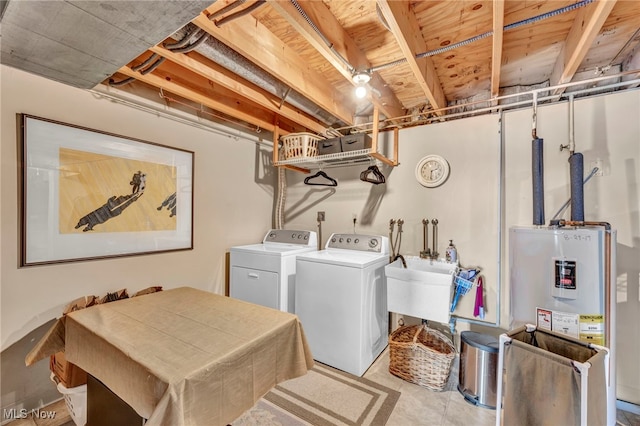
[473,276,484,319]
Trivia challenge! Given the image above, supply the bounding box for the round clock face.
[415,155,450,188]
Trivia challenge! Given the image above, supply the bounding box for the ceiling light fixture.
[352,70,371,99]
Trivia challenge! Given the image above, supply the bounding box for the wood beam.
[192,12,355,125]
[148,45,328,134]
[491,0,505,100]
[550,0,617,95]
[267,0,405,120]
[622,41,640,88]
[376,0,446,114]
[117,65,279,132]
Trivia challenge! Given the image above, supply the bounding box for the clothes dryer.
[230,229,317,313]
[295,233,389,376]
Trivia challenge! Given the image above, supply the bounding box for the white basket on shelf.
[281,132,324,159]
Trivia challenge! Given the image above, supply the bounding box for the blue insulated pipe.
[569,152,585,221]
[532,138,545,225]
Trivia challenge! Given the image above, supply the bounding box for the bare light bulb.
[355,85,367,99]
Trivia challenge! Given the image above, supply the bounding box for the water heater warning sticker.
[579,314,605,346]
[555,259,577,290]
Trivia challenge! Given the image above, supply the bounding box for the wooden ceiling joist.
[267,0,405,120]
[118,65,280,133]
[148,45,328,134]
[376,0,446,114]
[192,12,356,126]
[550,0,618,95]
[491,0,505,99]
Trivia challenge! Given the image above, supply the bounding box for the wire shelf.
[275,148,377,169]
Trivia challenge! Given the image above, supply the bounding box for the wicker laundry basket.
[389,324,457,391]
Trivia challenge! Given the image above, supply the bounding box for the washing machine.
[295,233,389,376]
[230,229,317,313]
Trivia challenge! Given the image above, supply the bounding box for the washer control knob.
[354,238,359,244]
[368,238,379,248]
[346,238,351,243]
[304,235,308,240]
[297,234,302,239]
[269,232,276,238]
[331,237,337,243]
[339,237,344,243]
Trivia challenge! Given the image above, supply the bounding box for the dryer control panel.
[263,229,316,246]
[326,233,389,254]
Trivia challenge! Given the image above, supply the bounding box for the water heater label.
[579,314,605,346]
[552,311,579,338]
[555,259,577,290]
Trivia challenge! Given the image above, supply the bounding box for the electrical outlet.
[317,211,325,221]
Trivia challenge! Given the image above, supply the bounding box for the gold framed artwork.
[18,114,194,266]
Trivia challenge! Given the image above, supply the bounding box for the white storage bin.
[385,257,456,324]
[51,373,87,426]
[280,132,323,159]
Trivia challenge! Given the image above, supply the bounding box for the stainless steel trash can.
[457,331,499,409]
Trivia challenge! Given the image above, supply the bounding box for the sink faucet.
[431,219,439,259]
[420,218,431,259]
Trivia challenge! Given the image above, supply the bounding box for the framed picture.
[18,114,194,266]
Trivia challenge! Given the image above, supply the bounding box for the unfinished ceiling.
[2,0,640,137]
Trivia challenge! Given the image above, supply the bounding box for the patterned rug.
[233,363,400,426]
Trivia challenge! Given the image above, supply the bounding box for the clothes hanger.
[360,165,385,185]
[304,170,338,187]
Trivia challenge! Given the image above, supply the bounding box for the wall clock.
[415,155,450,188]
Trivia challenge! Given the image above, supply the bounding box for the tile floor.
[364,348,640,426]
[7,348,640,426]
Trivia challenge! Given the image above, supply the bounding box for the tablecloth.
[64,286,314,425]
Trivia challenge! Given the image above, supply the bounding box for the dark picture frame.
[18,114,194,266]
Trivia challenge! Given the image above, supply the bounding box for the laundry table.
[64,286,314,426]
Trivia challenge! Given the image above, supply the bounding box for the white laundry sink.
[385,257,456,324]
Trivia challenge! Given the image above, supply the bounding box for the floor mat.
[234,363,400,426]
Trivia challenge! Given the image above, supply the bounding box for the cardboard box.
[50,351,87,388]
[25,287,161,368]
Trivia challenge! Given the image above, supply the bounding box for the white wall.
[1,65,276,351]
[2,63,637,408]
[285,114,502,325]
[503,91,640,405]
[284,89,640,405]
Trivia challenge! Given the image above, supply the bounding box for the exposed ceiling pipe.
[110,27,205,86]
[214,0,266,27]
[171,24,345,128]
[164,28,206,49]
[132,53,160,72]
[531,92,545,226]
[369,0,595,73]
[568,94,575,153]
[140,57,166,75]
[167,31,210,54]
[208,0,248,20]
[108,76,136,86]
[289,0,355,74]
[565,94,585,222]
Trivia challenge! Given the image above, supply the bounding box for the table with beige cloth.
[64,286,314,426]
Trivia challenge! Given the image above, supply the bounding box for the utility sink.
[385,257,457,324]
